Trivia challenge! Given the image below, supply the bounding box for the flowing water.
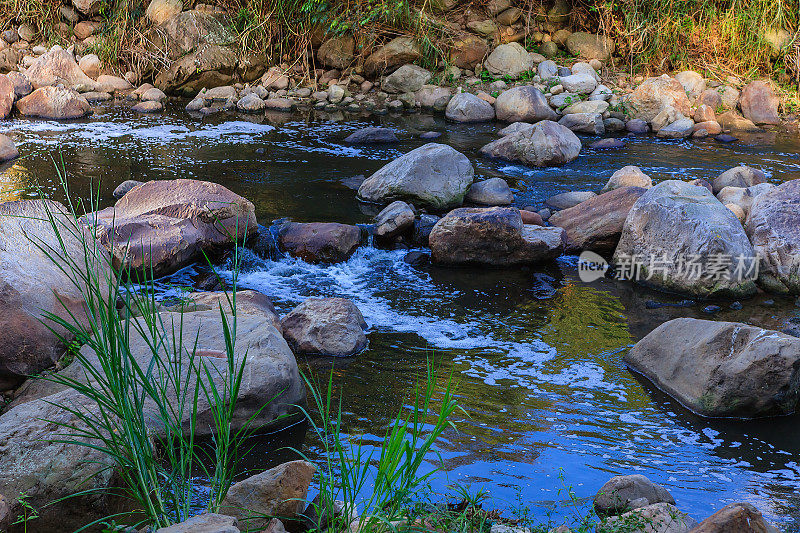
[4,104,800,530]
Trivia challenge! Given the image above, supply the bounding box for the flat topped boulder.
[613,180,757,298]
[281,297,368,356]
[358,143,474,210]
[343,127,398,144]
[0,199,112,391]
[87,179,257,278]
[277,222,361,264]
[23,48,97,89]
[626,318,800,417]
[549,187,646,253]
[480,120,581,167]
[429,206,565,266]
[16,86,90,119]
[747,179,800,294]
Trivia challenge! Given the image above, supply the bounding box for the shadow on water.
[4,102,800,529]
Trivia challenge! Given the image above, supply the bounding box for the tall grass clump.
[296,358,460,532]
[24,163,265,530]
[567,0,799,81]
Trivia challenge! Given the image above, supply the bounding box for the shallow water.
[4,104,800,530]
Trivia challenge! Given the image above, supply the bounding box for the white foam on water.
[220,246,621,395]
[1,119,275,147]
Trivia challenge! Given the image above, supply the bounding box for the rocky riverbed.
[2,77,800,532]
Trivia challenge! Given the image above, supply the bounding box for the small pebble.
[420,131,441,139]
[729,301,743,310]
[703,305,722,314]
[763,299,775,306]
[715,134,737,143]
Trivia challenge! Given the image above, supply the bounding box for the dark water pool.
[3,104,800,530]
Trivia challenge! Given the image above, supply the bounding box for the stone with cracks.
[281,298,368,356]
[15,86,90,119]
[480,120,581,167]
[494,86,558,123]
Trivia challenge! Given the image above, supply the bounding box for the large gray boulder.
[281,298,368,356]
[495,86,558,123]
[87,179,257,278]
[0,200,112,391]
[613,180,757,298]
[358,143,474,210]
[746,179,800,293]
[558,112,605,135]
[485,43,533,78]
[625,318,800,417]
[480,120,581,167]
[374,200,416,238]
[594,475,675,516]
[445,92,495,122]
[429,207,565,266]
[381,64,431,93]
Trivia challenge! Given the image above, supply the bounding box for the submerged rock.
[625,318,800,417]
[87,179,257,277]
[358,143,474,210]
[344,127,398,144]
[429,206,565,266]
[480,120,581,167]
[613,180,757,298]
[545,191,596,210]
[112,179,144,199]
[281,298,368,356]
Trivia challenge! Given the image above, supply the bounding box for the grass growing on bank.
[2,0,796,87]
[24,164,264,530]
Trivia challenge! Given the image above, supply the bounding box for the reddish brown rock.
[0,134,18,162]
[277,222,361,263]
[691,502,779,532]
[23,48,97,89]
[740,80,780,126]
[549,187,646,253]
[429,207,565,266]
[520,209,543,225]
[87,179,257,277]
[15,86,90,119]
[0,74,13,118]
[449,34,489,69]
[627,75,691,122]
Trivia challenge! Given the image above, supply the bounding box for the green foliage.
[296,357,460,532]
[27,159,269,529]
[12,492,39,533]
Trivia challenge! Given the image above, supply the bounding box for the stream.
[3,104,800,530]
